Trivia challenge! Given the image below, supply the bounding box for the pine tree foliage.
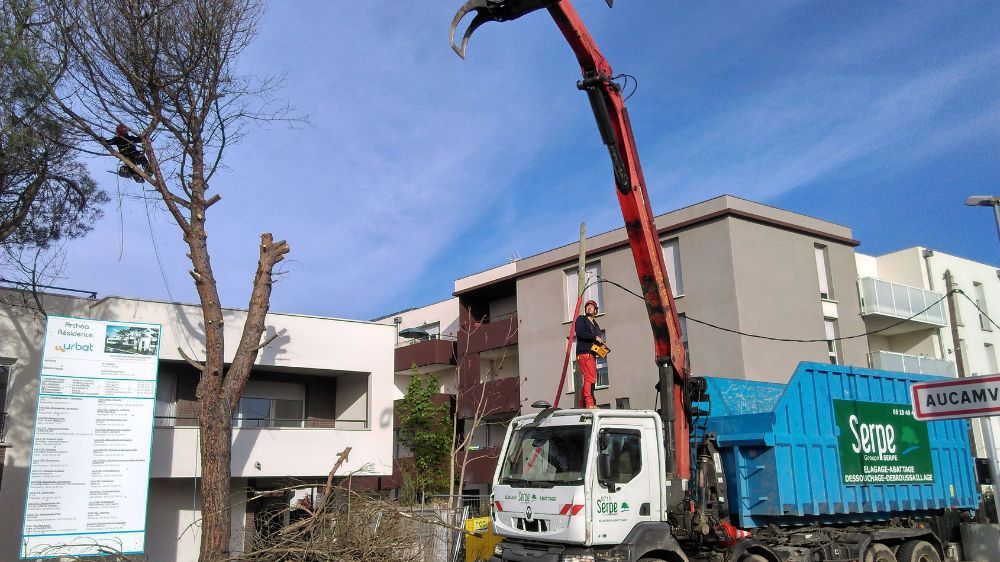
[0,0,106,250]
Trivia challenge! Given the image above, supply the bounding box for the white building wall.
[859,248,1000,460]
[377,297,460,397]
[0,290,394,562]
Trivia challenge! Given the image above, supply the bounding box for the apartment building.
[856,247,1000,460]
[372,298,460,494]
[449,195,871,493]
[0,289,395,561]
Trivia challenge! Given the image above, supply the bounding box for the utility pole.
[944,270,966,378]
[577,223,587,300]
[944,269,981,470]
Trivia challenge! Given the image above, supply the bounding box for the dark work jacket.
[575,315,602,355]
[107,133,141,155]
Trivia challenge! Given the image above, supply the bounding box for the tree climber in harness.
[107,124,151,183]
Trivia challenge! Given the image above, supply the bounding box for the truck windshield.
[498,423,591,487]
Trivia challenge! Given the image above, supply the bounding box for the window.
[958,339,971,375]
[470,418,510,450]
[0,362,10,443]
[418,322,440,338]
[489,295,517,321]
[598,429,642,484]
[234,397,305,428]
[678,313,690,362]
[974,282,992,332]
[824,319,840,365]
[661,238,684,297]
[154,372,177,426]
[986,343,998,374]
[0,363,10,414]
[571,356,609,390]
[479,352,519,382]
[565,262,603,322]
[814,244,834,299]
[499,424,591,484]
[393,429,412,458]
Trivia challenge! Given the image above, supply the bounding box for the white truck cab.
[491,408,686,562]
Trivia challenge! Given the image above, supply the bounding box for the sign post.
[911,374,1000,521]
[20,316,161,559]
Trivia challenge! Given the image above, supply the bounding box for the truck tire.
[864,543,897,562]
[896,540,940,562]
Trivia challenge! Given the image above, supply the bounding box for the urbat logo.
[55,342,94,352]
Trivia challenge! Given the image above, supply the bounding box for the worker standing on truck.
[575,299,604,408]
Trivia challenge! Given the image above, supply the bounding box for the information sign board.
[832,399,934,485]
[20,316,161,559]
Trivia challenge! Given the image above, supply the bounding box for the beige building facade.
[456,195,870,416]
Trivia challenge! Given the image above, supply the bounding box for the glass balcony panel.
[871,350,955,377]
[857,277,947,329]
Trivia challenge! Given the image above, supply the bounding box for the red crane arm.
[451,0,690,479]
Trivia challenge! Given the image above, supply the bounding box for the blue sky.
[64,1,999,321]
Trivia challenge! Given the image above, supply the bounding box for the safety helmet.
[116,124,127,136]
[584,299,599,312]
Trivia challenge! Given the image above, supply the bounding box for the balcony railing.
[395,333,457,349]
[463,312,518,353]
[154,416,368,429]
[395,337,457,372]
[870,350,955,377]
[858,277,947,327]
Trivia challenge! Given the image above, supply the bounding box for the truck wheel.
[896,540,940,562]
[864,543,897,562]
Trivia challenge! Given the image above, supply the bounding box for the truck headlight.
[560,555,595,562]
[494,544,504,557]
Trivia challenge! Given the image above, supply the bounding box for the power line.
[595,277,996,344]
[958,290,1000,331]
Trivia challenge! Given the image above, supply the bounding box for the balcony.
[150,415,384,478]
[457,377,520,419]
[857,277,948,335]
[464,312,519,354]
[870,350,956,377]
[394,335,457,374]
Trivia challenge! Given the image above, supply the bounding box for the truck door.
[591,424,657,545]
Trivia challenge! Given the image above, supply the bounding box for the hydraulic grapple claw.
[449,0,562,59]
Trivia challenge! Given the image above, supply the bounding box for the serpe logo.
[55,342,94,352]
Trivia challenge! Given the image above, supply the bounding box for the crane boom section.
[451,0,690,479]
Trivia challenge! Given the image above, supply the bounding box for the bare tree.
[448,315,518,507]
[39,1,291,559]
